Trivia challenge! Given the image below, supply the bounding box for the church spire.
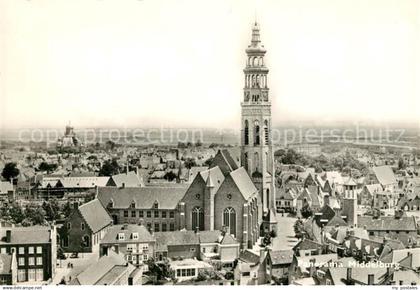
[251,22,261,46]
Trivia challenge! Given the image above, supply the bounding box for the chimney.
[368,274,374,285]
[121,182,125,188]
[309,258,316,277]
[5,230,11,243]
[346,268,352,283]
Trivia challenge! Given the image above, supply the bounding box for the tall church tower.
[241,22,275,215]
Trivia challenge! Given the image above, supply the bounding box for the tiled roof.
[364,184,383,195]
[0,254,12,275]
[110,171,143,187]
[220,233,238,245]
[221,149,239,171]
[78,199,112,233]
[239,250,260,265]
[0,226,51,245]
[72,251,132,285]
[269,249,294,265]
[382,248,420,269]
[372,166,397,186]
[97,185,188,210]
[229,167,258,200]
[329,266,388,285]
[154,231,199,252]
[293,238,323,251]
[357,216,417,231]
[197,230,222,244]
[100,224,155,244]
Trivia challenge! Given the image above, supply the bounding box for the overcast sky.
[1,0,419,129]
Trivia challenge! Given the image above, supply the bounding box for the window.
[36,257,43,266]
[18,269,26,282]
[170,211,174,219]
[139,211,144,218]
[154,202,159,209]
[264,120,269,145]
[118,233,125,241]
[131,211,136,217]
[162,223,167,232]
[67,222,71,230]
[130,201,136,209]
[177,269,181,277]
[147,211,152,218]
[28,247,34,254]
[63,237,69,248]
[190,248,195,252]
[254,120,260,145]
[35,269,43,281]
[223,207,236,236]
[244,120,249,145]
[143,254,148,261]
[162,211,167,218]
[82,235,90,247]
[147,223,152,231]
[154,223,160,232]
[132,232,139,240]
[19,247,25,255]
[124,211,129,217]
[154,211,159,218]
[170,223,175,231]
[127,244,134,252]
[142,244,149,251]
[19,257,25,266]
[81,222,85,231]
[28,257,35,266]
[192,207,204,231]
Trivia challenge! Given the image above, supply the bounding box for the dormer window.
[118,233,125,241]
[153,201,159,209]
[130,201,136,209]
[132,232,139,240]
[108,199,114,208]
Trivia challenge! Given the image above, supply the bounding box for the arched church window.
[223,207,236,236]
[254,121,260,145]
[244,120,249,145]
[266,189,270,208]
[264,120,269,145]
[192,207,204,231]
[244,152,248,171]
[254,152,259,173]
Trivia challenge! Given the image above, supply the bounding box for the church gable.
[210,150,237,176]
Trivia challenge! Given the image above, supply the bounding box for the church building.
[179,22,277,249]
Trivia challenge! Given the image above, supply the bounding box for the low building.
[169,258,213,282]
[70,251,142,285]
[60,199,113,253]
[0,226,57,283]
[97,186,188,231]
[266,249,294,284]
[357,216,418,246]
[100,224,155,267]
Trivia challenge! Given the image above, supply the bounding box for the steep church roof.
[229,167,258,200]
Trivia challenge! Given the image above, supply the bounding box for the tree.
[1,162,20,182]
[105,140,116,151]
[24,204,46,225]
[184,158,197,169]
[42,200,60,221]
[163,171,177,182]
[62,202,72,217]
[99,159,120,176]
[398,158,407,170]
[261,232,272,247]
[8,203,25,224]
[203,157,214,167]
[300,204,313,219]
[38,162,58,173]
[294,219,305,239]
